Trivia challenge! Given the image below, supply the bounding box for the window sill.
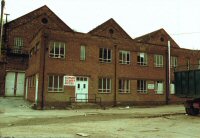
[48,91,64,93]
[98,92,111,94]
[119,92,131,94]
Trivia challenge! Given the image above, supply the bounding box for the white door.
[5,72,16,96]
[16,73,25,96]
[35,74,39,103]
[75,77,88,102]
[25,78,28,99]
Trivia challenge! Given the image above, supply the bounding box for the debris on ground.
[76,133,89,137]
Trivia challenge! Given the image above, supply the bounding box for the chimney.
[0,0,5,56]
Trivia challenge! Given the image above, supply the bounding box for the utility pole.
[0,0,5,57]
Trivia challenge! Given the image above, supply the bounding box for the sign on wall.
[64,76,76,86]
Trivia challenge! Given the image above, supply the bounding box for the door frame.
[75,76,89,102]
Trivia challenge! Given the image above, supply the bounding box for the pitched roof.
[5,5,73,32]
[134,28,179,48]
[88,18,132,39]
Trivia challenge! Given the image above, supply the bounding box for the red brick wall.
[26,29,200,107]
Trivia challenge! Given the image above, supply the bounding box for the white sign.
[148,84,154,89]
[64,76,76,86]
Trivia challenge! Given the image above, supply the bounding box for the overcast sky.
[4,0,200,49]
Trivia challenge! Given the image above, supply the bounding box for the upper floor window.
[154,54,163,67]
[155,81,164,94]
[170,56,178,68]
[137,52,148,66]
[186,58,190,70]
[137,80,147,93]
[119,50,130,64]
[48,75,63,92]
[119,79,130,93]
[80,45,86,61]
[98,78,111,93]
[99,48,112,63]
[13,37,23,53]
[49,41,65,58]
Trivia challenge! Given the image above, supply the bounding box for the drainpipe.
[41,30,48,109]
[114,44,117,106]
[0,0,5,56]
[166,41,171,104]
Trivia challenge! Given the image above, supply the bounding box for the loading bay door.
[5,72,25,96]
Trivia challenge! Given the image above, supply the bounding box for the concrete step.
[69,102,102,109]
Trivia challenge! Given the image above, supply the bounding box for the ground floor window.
[137,80,147,93]
[48,75,63,92]
[155,81,164,94]
[119,79,130,93]
[170,83,175,94]
[98,78,111,93]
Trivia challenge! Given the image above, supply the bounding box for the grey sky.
[4,0,200,49]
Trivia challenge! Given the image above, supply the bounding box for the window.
[170,83,175,94]
[154,55,163,67]
[137,52,148,66]
[49,41,65,58]
[13,37,24,53]
[48,75,63,92]
[155,81,164,94]
[170,56,178,68]
[119,50,130,64]
[137,80,147,93]
[80,45,86,61]
[99,48,112,63]
[119,80,130,93]
[98,78,111,93]
[186,59,190,70]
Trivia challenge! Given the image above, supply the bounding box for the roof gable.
[88,18,132,40]
[134,28,179,48]
[6,5,73,32]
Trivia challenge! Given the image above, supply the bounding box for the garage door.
[5,72,25,96]
[5,72,16,96]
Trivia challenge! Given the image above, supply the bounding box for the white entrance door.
[5,72,16,96]
[16,73,25,96]
[75,77,88,102]
[35,74,39,103]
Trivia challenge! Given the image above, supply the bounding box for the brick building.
[1,5,200,108]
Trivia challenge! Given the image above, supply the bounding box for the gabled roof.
[88,18,132,40]
[134,28,179,48]
[6,5,73,32]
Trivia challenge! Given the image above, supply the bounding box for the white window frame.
[99,48,112,63]
[186,59,190,70]
[13,37,24,53]
[98,78,111,93]
[80,45,86,61]
[137,80,147,93]
[119,79,130,93]
[170,56,178,68]
[49,41,65,58]
[154,54,164,67]
[155,81,164,94]
[119,50,130,64]
[48,75,64,92]
[170,83,175,94]
[137,52,148,66]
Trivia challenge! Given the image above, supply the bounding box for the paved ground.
[0,97,200,138]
